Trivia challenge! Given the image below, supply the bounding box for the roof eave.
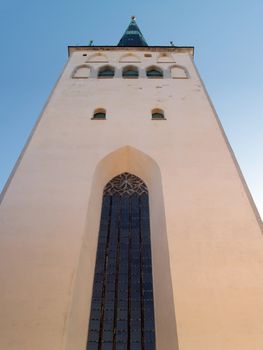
[68,45,195,57]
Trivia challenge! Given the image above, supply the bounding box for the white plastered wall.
[0,48,262,350]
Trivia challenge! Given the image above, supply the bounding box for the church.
[0,17,263,350]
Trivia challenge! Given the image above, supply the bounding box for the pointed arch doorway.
[87,172,156,350]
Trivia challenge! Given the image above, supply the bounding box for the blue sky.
[0,0,262,218]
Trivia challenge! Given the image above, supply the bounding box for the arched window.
[152,108,165,120]
[146,66,163,78]
[92,109,106,120]
[86,173,156,350]
[122,66,139,78]
[98,66,115,78]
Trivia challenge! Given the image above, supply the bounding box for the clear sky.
[1,0,262,218]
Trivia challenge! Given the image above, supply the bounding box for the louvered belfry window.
[86,173,156,350]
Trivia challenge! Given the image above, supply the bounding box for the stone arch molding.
[64,146,179,350]
[86,52,108,63]
[157,53,175,63]
[170,64,189,79]
[119,53,141,63]
[72,64,91,78]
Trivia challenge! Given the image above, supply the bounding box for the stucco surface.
[0,48,262,349]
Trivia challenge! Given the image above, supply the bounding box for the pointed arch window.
[146,66,163,78]
[122,66,139,78]
[98,66,115,78]
[86,173,156,350]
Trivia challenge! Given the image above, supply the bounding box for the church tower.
[0,17,263,350]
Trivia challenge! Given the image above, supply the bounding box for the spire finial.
[131,16,136,21]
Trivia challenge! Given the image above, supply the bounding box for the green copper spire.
[118,16,148,47]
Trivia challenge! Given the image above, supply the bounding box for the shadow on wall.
[64,145,179,350]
